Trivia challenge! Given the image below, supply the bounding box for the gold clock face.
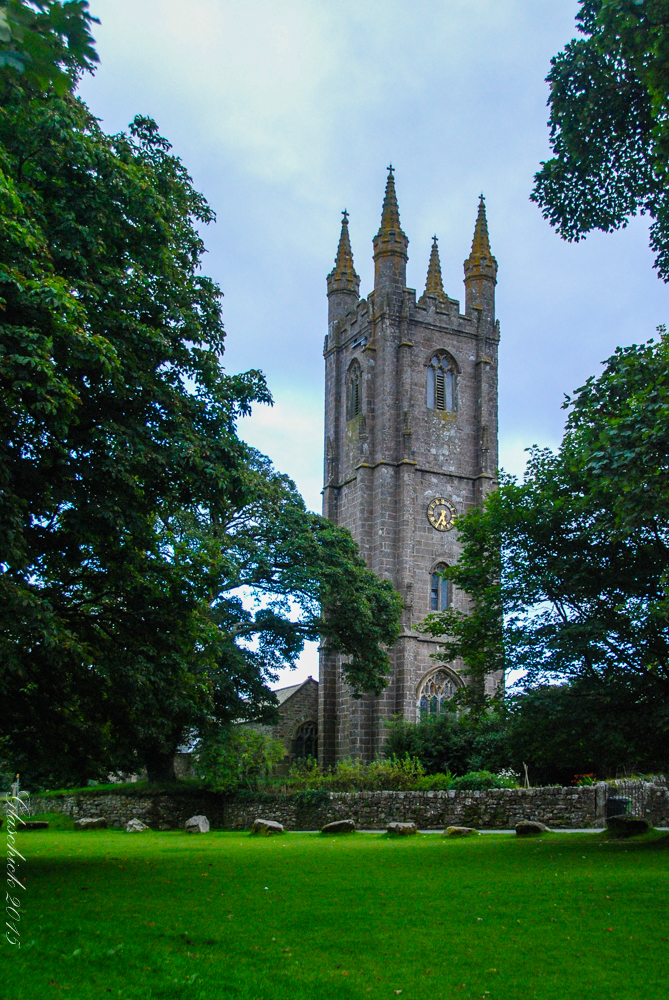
[427,497,456,532]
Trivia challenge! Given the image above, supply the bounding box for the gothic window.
[430,563,451,611]
[427,355,455,411]
[347,361,362,419]
[417,669,457,719]
[293,721,317,760]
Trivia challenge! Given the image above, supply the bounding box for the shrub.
[450,770,511,791]
[194,727,285,792]
[383,712,512,776]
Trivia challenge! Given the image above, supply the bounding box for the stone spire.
[327,209,360,297]
[464,194,497,319]
[464,194,497,284]
[327,210,360,325]
[423,235,446,301]
[373,165,409,299]
[378,165,402,234]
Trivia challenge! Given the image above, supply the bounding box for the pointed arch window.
[293,721,317,760]
[347,362,362,419]
[427,355,455,411]
[430,562,451,612]
[418,669,458,719]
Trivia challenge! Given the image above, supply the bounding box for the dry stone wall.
[33,779,669,831]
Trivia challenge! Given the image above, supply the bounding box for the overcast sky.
[79,1,668,685]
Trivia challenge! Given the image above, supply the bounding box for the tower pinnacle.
[464,194,497,283]
[372,166,408,297]
[464,194,497,318]
[327,209,360,296]
[377,164,403,235]
[423,235,446,301]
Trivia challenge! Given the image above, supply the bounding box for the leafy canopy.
[0,14,402,788]
[532,0,669,279]
[420,331,669,714]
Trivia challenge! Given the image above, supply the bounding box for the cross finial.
[342,209,349,224]
[387,163,394,174]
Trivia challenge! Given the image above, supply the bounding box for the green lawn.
[3,817,668,999]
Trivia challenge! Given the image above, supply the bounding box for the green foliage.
[286,754,429,792]
[383,712,512,776]
[0,0,98,94]
[532,0,669,279]
[0,60,402,789]
[450,770,513,791]
[420,333,669,733]
[508,679,669,786]
[194,727,285,792]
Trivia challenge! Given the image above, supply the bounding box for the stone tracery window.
[417,669,457,719]
[293,720,317,760]
[430,562,451,611]
[427,354,455,411]
[347,361,362,419]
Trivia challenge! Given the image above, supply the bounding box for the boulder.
[444,826,479,837]
[250,818,284,836]
[125,818,149,833]
[19,821,49,830]
[515,820,550,837]
[606,815,651,838]
[387,822,417,836]
[74,817,108,831]
[185,815,210,834]
[321,819,356,835]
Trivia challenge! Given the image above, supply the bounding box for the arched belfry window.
[294,721,317,760]
[427,355,455,411]
[347,361,362,420]
[430,563,451,612]
[417,669,458,719]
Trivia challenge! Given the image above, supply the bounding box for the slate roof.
[273,676,317,706]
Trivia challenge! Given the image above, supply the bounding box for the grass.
[2,818,668,1000]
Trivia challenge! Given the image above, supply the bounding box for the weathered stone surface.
[74,817,107,830]
[444,826,479,837]
[125,818,149,833]
[387,822,417,836]
[515,820,550,836]
[185,814,210,834]
[606,815,651,838]
[19,821,49,830]
[251,818,284,836]
[321,819,356,834]
[30,778,669,832]
[318,185,502,768]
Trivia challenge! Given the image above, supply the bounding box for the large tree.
[0,3,402,788]
[420,332,669,765]
[532,0,669,280]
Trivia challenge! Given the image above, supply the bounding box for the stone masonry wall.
[32,779,669,831]
[271,679,318,762]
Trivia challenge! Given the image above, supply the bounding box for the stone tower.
[319,169,500,765]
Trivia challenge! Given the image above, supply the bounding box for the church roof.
[273,676,317,706]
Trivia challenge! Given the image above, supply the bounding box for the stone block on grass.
[515,821,550,837]
[321,819,356,835]
[125,818,149,833]
[606,815,650,838]
[185,814,210,834]
[444,826,479,837]
[251,818,284,836]
[74,817,107,831]
[387,822,417,836]
[19,821,49,830]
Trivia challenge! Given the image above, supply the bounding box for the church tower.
[319,170,500,765]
